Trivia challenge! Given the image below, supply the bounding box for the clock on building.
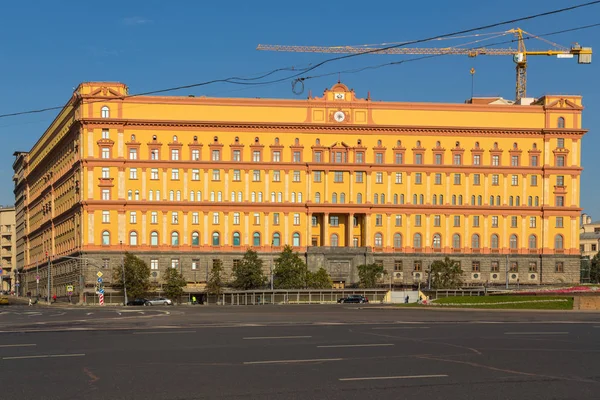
[334,111,345,122]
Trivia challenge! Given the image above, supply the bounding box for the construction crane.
[257,28,592,102]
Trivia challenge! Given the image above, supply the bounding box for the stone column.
[323,213,329,246]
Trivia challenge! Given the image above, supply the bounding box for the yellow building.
[0,206,16,293]
[14,81,586,296]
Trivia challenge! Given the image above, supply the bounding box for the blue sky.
[0,0,598,217]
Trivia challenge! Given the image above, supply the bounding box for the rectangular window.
[491,261,499,272]
[395,153,403,165]
[375,153,383,164]
[150,259,159,270]
[556,217,564,228]
[529,262,537,272]
[101,148,110,159]
[312,171,321,183]
[511,216,518,228]
[151,212,158,224]
[492,216,499,228]
[273,151,281,162]
[129,168,138,180]
[557,138,565,148]
[557,156,565,167]
[529,216,536,228]
[453,154,461,165]
[556,175,564,187]
[433,215,441,227]
[555,262,564,273]
[395,173,402,184]
[376,172,383,184]
[530,175,538,186]
[212,150,220,161]
[172,212,179,224]
[473,216,479,227]
[213,212,219,224]
[473,154,480,165]
[192,259,199,270]
[102,211,110,223]
[330,216,339,227]
[293,171,301,182]
[233,212,240,225]
[473,174,480,185]
[312,216,318,227]
[192,212,199,225]
[212,169,220,181]
[129,148,137,160]
[395,215,402,227]
[414,215,422,227]
[511,155,519,166]
[192,169,200,181]
[151,168,159,180]
[293,213,300,225]
[375,214,382,226]
[293,151,301,163]
[272,170,281,182]
[355,172,364,183]
[192,149,200,161]
[253,151,261,162]
[414,261,422,272]
[334,171,343,183]
[531,155,538,166]
[454,216,460,227]
[510,262,518,272]
[356,152,364,164]
[511,175,518,186]
[415,153,423,165]
[101,189,110,200]
[415,173,422,185]
[171,149,179,161]
[253,170,261,182]
[435,154,442,165]
[273,213,280,225]
[454,174,461,185]
[130,211,137,224]
[150,149,159,160]
[101,167,110,179]
[434,173,442,185]
[492,174,499,185]
[492,155,499,166]
[556,196,565,207]
[171,169,180,180]
[253,213,260,225]
[472,261,480,272]
[101,129,109,139]
[394,260,403,271]
[171,259,179,269]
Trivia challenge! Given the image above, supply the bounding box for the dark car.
[126,298,149,306]
[337,295,369,304]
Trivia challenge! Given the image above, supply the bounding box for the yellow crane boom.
[257,28,592,101]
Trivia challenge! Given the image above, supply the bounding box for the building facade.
[0,206,16,293]
[14,82,585,297]
[580,214,600,259]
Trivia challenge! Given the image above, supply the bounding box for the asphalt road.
[1,305,600,399]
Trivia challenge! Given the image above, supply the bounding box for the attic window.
[254,137,259,143]
[533,143,537,149]
[493,142,498,149]
[455,141,460,147]
[130,134,136,141]
[101,106,110,118]
[193,136,198,141]
[513,142,518,149]
[316,138,320,145]
[214,136,218,142]
[436,141,441,147]
[377,140,382,146]
[416,140,421,147]
[235,136,239,143]
[294,138,299,145]
[358,139,362,145]
[475,141,480,148]
[152,135,157,141]
[557,117,565,129]
[173,135,178,142]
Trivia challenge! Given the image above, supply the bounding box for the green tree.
[273,245,309,289]
[206,259,226,296]
[430,256,464,289]
[231,249,266,290]
[590,252,600,284]
[307,268,333,289]
[163,267,187,304]
[357,263,386,288]
[113,253,151,300]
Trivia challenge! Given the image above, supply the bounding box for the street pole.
[120,241,128,306]
[47,253,51,304]
[79,259,85,305]
[506,254,509,289]
[270,242,274,291]
[36,261,39,298]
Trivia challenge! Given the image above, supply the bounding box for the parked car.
[337,295,369,304]
[145,297,173,306]
[126,298,149,306]
[0,296,9,305]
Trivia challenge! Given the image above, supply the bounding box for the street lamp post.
[47,253,51,304]
[120,241,128,306]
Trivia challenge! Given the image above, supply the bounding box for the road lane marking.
[317,343,395,348]
[132,330,196,335]
[244,358,343,365]
[340,374,448,382]
[243,336,312,340]
[0,344,36,348]
[504,332,568,335]
[373,327,430,330]
[3,353,85,360]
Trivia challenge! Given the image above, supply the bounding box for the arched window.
[535,196,539,206]
[212,232,220,246]
[452,234,461,249]
[528,234,537,249]
[458,195,462,205]
[393,233,402,248]
[528,196,532,206]
[374,194,378,204]
[557,117,565,128]
[101,106,110,118]
[491,234,499,249]
[509,234,518,249]
[238,192,243,202]
[171,231,179,246]
[210,192,215,202]
[149,190,154,201]
[232,232,241,246]
[129,231,138,246]
[413,233,422,249]
[297,192,302,203]
[478,195,482,206]
[272,232,280,247]
[169,190,175,201]
[253,232,261,247]
[438,194,442,205]
[291,192,296,203]
[433,194,437,205]
[251,192,256,203]
[331,193,337,204]
[433,234,442,249]
[471,195,475,206]
[516,196,520,206]
[554,234,564,250]
[490,196,495,206]
[292,232,300,247]
[381,194,386,204]
[471,234,480,249]
[191,232,200,246]
[497,196,501,206]
[217,192,222,202]
[452,195,456,205]
[413,194,417,204]
[331,234,339,247]
[258,192,263,202]
[271,192,276,203]
[420,194,424,205]
[102,230,110,246]
[340,193,345,204]
[128,190,133,200]
[357,193,363,204]
[315,192,321,203]
[277,192,282,202]
[150,231,159,246]
[374,233,383,247]
[135,190,140,200]
[197,191,202,201]
[509,196,514,206]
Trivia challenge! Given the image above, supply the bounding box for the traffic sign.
[97,277,103,283]
[66,285,74,292]
[98,288,104,295]
[0,267,3,274]
[97,271,103,278]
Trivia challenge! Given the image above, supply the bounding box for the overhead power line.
[0,1,599,120]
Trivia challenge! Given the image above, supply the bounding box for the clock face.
[334,111,345,122]
[334,93,345,100]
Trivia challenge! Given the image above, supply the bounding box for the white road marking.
[2,353,85,360]
[132,330,196,335]
[243,336,312,340]
[86,312,94,316]
[339,374,448,382]
[317,343,395,348]
[0,344,36,348]
[244,358,343,365]
[504,332,569,335]
[373,326,430,330]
